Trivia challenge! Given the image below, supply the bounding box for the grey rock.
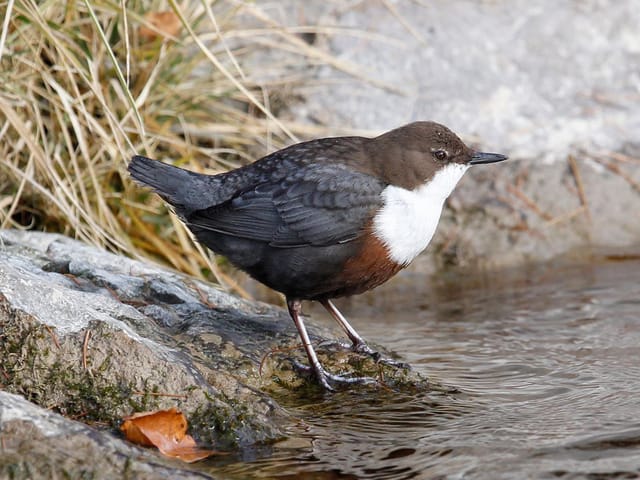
[417,152,640,274]
[0,391,212,479]
[0,229,287,445]
[0,229,425,476]
[283,0,639,160]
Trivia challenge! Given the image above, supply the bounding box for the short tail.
[128,155,216,214]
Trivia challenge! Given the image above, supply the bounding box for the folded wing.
[186,163,386,248]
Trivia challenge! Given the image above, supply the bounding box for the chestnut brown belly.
[263,236,402,300]
[323,231,403,298]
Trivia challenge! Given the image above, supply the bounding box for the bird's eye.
[433,150,448,161]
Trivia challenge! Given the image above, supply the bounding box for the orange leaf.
[121,407,186,445]
[139,11,181,42]
[120,408,223,463]
[148,432,218,463]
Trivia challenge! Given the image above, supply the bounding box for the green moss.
[45,369,140,426]
[189,398,255,448]
[1,309,284,448]
[1,314,166,428]
[185,387,283,448]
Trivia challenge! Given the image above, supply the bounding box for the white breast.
[372,163,470,266]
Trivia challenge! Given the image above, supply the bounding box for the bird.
[128,121,507,390]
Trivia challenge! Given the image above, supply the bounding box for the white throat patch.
[373,163,469,265]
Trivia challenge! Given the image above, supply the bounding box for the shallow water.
[212,257,640,479]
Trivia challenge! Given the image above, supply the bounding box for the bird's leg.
[319,299,370,352]
[320,299,411,370]
[287,299,332,390]
[286,298,376,390]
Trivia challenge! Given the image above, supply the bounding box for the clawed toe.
[375,356,412,370]
[350,342,411,370]
[318,340,411,370]
[287,299,411,391]
[289,359,378,391]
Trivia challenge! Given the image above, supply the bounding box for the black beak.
[470,151,508,165]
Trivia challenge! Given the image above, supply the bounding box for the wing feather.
[185,164,385,248]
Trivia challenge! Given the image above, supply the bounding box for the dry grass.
[0,0,385,292]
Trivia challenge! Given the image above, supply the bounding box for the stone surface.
[416,151,640,274]
[277,0,640,161]
[0,229,426,478]
[0,391,211,479]
[0,229,292,447]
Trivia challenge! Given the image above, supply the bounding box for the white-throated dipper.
[129,121,507,390]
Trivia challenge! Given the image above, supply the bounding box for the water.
[211,256,640,479]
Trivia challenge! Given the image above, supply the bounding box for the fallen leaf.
[121,407,223,462]
[121,407,186,446]
[139,11,181,42]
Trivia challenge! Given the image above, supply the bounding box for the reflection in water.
[211,258,640,479]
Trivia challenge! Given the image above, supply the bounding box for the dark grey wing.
[184,164,385,248]
[271,163,385,247]
[185,185,284,243]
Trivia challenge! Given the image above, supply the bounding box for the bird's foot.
[318,340,411,371]
[351,341,412,370]
[290,359,378,391]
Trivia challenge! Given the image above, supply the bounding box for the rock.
[418,151,640,274]
[0,391,211,479]
[0,229,291,447]
[282,1,639,161]
[0,229,426,476]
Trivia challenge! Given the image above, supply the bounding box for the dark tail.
[128,155,217,215]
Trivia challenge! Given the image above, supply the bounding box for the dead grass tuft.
[0,0,357,291]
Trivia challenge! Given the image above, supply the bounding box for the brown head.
[362,121,506,190]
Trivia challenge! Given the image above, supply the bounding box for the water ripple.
[212,259,640,479]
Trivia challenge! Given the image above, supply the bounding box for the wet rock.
[0,230,284,446]
[0,229,426,476]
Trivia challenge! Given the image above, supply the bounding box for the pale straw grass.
[0,0,400,295]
